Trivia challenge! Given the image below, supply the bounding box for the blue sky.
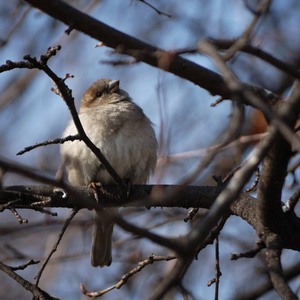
[1,1,300,299]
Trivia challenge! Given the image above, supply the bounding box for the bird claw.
[88,182,106,207]
[88,181,102,189]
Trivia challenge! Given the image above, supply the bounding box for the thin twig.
[178,284,193,300]
[0,261,59,300]
[0,6,32,48]
[137,0,171,17]
[81,254,177,297]
[35,208,79,286]
[222,0,272,61]
[10,259,40,271]
[5,244,27,259]
[209,38,300,80]
[17,135,80,155]
[207,234,222,300]
[159,133,267,164]
[100,59,138,66]
[288,157,300,173]
[284,187,300,212]
[211,97,225,107]
[215,236,221,300]
[231,241,265,260]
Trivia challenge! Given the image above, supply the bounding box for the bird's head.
[80,79,130,110]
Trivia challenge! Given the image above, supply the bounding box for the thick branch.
[0,184,222,209]
[2,184,300,251]
[19,0,291,119]
[256,80,300,239]
[23,0,234,98]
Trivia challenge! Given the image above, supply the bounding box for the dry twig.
[81,254,177,297]
[35,208,79,286]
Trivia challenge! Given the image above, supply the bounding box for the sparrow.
[60,79,158,267]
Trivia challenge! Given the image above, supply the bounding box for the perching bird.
[60,79,157,267]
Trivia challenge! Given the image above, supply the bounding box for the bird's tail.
[91,208,115,267]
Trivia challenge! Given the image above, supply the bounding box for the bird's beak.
[108,80,119,93]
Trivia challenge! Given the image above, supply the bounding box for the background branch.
[1,1,300,299]
[24,0,282,106]
[0,261,59,300]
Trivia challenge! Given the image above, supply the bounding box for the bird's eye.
[96,91,102,97]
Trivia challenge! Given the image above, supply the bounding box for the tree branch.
[23,0,279,105]
[265,234,298,300]
[210,38,300,79]
[0,261,59,300]
[0,184,222,210]
[1,47,125,188]
[81,254,176,297]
